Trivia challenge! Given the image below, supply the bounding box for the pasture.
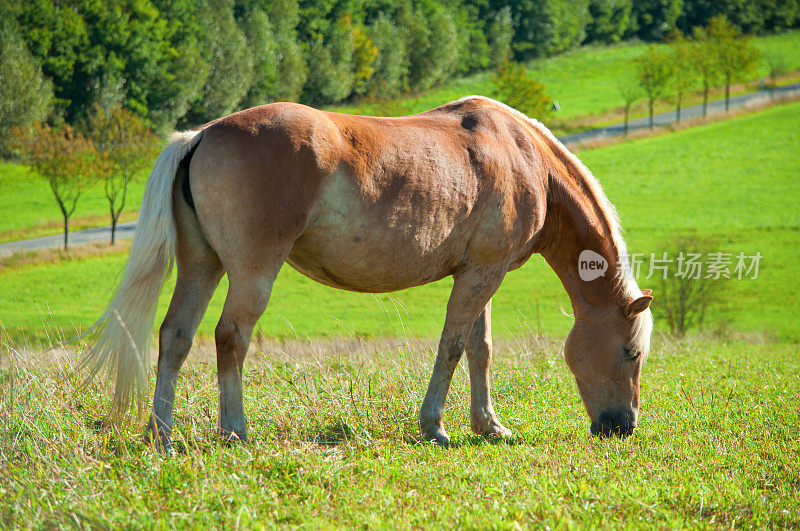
[1,338,798,526]
[2,99,799,343]
[1,78,799,529]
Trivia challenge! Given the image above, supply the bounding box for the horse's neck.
[538,173,622,315]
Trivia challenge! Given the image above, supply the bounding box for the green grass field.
[2,99,799,344]
[1,338,797,526]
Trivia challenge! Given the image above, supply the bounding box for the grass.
[2,99,799,343]
[0,336,798,526]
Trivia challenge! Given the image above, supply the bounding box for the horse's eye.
[623,345,641,360]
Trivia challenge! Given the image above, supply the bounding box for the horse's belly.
[286,227,460,293]
[285,172,469,293]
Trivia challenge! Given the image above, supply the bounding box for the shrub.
[492,61,552,120]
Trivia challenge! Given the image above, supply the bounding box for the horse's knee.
[215,319,248,367]
[158,322,193,368]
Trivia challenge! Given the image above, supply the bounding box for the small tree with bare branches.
[88,105,159,244]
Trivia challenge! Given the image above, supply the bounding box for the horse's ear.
[624,296,653,319]
[641,289,652,296]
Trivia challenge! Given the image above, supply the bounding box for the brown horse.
[84,96,652,448]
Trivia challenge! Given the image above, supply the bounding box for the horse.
[84,96,653,449]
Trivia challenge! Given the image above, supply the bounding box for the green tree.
[0,21,54,156]
[183,0,253,124]
[487,6,514,68]
[88,105,159,244]
[636,46,675,129]
[266,0,307,101]
[510,0,591,59]
[239,8,280,109]
[617,72,642,137]
[707,15,760,112]
[11,124,101,250]
[690,25,720,118]
[303,20,356,105]
[629,0,683,41]
[587,0,634,43]
[666,30,696,123]
[367,14,408,98]
[492,61,552,120]
[405,7,459,91]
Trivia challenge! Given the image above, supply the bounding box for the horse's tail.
[82,130,203,417]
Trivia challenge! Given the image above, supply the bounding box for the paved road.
[559,81,800,145]
[2,82,798,258]
[0,221,137,257]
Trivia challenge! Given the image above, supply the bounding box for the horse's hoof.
[420,427,451,446]
[218,428,248,446]
[144,425,173,453]
[483,423,513,440]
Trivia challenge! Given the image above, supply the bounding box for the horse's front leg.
[419,266,506,445]
[466,299,512,439]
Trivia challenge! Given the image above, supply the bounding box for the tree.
[510,0,591,59]
[266,0,307,102]
[487,6,514,68]
[690,26,719,118]
[706,15,761,112]
[764,52,787,99]
[617,73,641,137]
[636,46,674,129]
[405,7,459,91]
[183,0,252,124]
[587,0,634,43]
[492,61,552,120]
[302,20,357,105]
[0,21,54,156]
[11,124,101,250]
[366,14,408,98]
[239,8,280,109]
[629,0,682,41]
[88,105,159,244]
[666,30,696,123]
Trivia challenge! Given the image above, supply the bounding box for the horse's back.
[187,101,545,290]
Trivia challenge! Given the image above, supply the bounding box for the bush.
[645,235,729,336]
[492,61,552,120]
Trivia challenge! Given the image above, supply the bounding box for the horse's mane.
[454,96,651,344]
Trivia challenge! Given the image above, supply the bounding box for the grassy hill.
[2,99,799,344]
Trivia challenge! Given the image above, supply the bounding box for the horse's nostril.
[590,410,635,438]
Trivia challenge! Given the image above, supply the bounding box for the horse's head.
[564,290,653,437]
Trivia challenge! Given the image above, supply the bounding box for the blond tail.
[82,130,203,416]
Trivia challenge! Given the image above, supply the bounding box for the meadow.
[2,99,799,344]
[1,336,798,526]
[2,31,799,244]
[1,63,800,531]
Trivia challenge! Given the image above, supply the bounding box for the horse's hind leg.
[214,264,282,442]
[466,299,512,438]
[147,197,223,449]
[419,265,506,445]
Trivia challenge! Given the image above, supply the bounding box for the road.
[2,81,798,258]
[559,81,800,145]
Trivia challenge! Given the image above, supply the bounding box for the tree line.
[2,0,799,140]
[621,15,765,134]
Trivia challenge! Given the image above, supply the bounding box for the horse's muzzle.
[590,409,636,438]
